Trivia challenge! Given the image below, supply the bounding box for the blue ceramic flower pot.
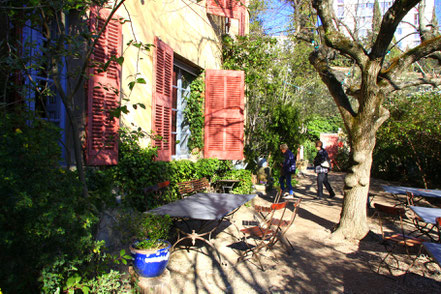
[130,240,171,278]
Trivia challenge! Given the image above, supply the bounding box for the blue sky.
[260,0,293,35]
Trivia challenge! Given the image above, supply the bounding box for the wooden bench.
[177,177,210,198]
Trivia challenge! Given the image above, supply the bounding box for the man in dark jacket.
[279,143,296,199]
[313,140,335,199]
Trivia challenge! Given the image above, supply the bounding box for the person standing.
[279,143,296,199]
[313,140,335,199]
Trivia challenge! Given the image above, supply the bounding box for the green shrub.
[85,270,132,294]
[213,169,253,194]
[334,141,351,172]
[112,128,249,211]
[0,113,104,292]
[133,213,172,250]
[112,128,176,211]
[373,90,441,187]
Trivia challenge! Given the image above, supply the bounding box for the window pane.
[171,62,197,159]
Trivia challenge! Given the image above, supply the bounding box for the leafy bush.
[302,140,317,164]
[111,128,175,211]
[116,209,172,251]
[0,113,107,292]
[112,128,250,211]
[373,90,441,187]
[132,213,172,250]
[194,158,232,180]
[85,270,132,294]
[265,102,303,174]
[213,169,253,194]
[334,142,351,172]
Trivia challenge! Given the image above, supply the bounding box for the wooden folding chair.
[243,188,283,227]
[238,200,300,270]
[374,203,424,276]
[268,198,301,250]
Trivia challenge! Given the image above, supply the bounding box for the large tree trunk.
[333,138,374,240]
[333,108,380,240]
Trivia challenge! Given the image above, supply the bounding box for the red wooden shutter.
[206,0,241,19]
[204,69,244,160]
[238,6,246,36]
[86,8,122,165]
[152,37,173,161]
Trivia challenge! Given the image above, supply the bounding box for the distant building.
[333,0,435,50]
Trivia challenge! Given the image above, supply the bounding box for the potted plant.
[129,213,173,278]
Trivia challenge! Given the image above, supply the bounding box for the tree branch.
[309,48,357,123]
[380,35,441,89]
[384,76,441,91]
[312,0,369,69]
[370,0,421,59]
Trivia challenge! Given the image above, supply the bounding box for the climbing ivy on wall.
[184,75,205,153]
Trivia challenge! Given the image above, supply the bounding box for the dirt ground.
[164,170,441,293]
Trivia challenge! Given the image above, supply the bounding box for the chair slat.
[177,178,210,197]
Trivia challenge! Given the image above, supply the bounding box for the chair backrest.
[270,202,288,210]
[267,202,288,230]
[265,199,301,246]
[279,198,301,238]
[273,187,282,204]
[143,181,170,194]
[177,178,209,197]
[406,192,415,206]
[374,203,405,216]
[254,188,283,213]
[261,202,288,237]
[373,203,406,238]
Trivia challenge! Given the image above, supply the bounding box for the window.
[22,22,67,160]
[206,0,247,36]
[22,23,64,127]
[171,61,198,159]
[153,38,244,161]
[337,6,344,17]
